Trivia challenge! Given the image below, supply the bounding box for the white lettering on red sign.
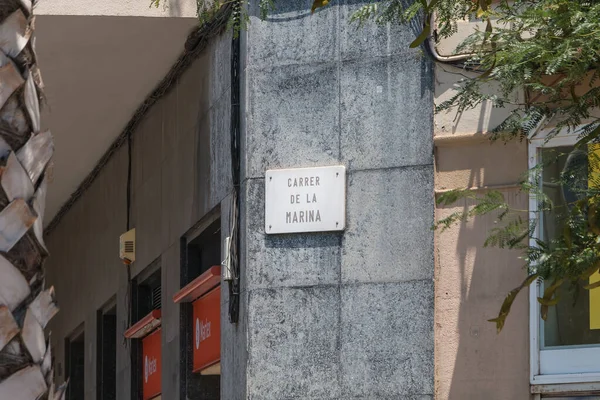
[144,355,158,383]
[195,318,211,350]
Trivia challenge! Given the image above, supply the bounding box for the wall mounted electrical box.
[119,228,136,264]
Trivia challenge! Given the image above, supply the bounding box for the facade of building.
[37,1,600,400]
[434,18,600,400]
[42,1,435,400]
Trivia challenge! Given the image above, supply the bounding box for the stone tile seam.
[245,393,434,400]
[220,279,434,311]
[242,278,434,293]
[347,163,434,174]
[246,397,433,400]
[336,4,343,384]
[245,52,422,72]
[336,1,343,165]
[242,163,434,182]
[246,59,338,73]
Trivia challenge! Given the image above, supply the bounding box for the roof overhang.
[35,11,199,224]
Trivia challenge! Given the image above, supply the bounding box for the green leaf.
[410,23,430,49]
[311,0,329,13]
[426,0,440,12]
[589,203,600,235]
[580,262,600,280]
[489,274,538,333]
[540,279,564,321]
[481,18,493,47]
[537,296,560,306]
[564,222,572,249]
[435,188,473,206]
[584,280,600,290]
[479,0,489,12]
[478,58,496,80]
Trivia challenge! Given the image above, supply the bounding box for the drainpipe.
[426,13,474,63]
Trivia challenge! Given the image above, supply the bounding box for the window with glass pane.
[540,145,600,348]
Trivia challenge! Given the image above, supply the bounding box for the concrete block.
[115,281,131,367]
[173,119,197,237]
[134,172,162,270]
[193,112,211,222]
[160,157,174,250]
[247,0,339,69]
[342,167,434,284]
[245,62,340,178]
[161,243,180,344]
[339,0,420,60]
[84,310,97,397]
[140,109,163,185]
[115,283,132,398]
[210,28,232,104]
[116,368,131,400]
[244,178,341,289]
[340,281,434,398]
[161,336,181,400]
[132,123,144,191]
[209,90,233,209]
[340,54,433,170]
[177,51,211,138]
[247,287,340,400]
[161,88,178,162]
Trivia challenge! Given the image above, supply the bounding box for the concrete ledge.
[434,132,495,146]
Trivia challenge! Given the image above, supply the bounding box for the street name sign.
[265,165,346,234]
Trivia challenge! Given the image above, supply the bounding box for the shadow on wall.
[435,66,521,137]
[437,193,530,400]
[249,0,423,38]
[434,85,531,398]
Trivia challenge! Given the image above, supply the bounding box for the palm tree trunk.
[0,1,62,399]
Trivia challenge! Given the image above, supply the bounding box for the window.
[97,302,116,400]
[137,269,161,318]
[185,218,221,284]
[530,131,600,384]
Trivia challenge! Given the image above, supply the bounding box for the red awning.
[124,309,161,339]
[173,265,221,304]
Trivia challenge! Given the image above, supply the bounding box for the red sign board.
[192,286,221,373]
[142,328,161,400]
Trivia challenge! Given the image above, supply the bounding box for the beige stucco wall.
[36,0,198,17]
[434,64,531,399]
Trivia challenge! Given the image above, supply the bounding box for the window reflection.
[541,145,600,348]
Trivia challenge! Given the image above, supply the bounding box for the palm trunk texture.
[0,0,62,399]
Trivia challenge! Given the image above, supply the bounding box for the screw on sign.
[265,166,346,234]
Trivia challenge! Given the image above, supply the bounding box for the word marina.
[286,175,322,224]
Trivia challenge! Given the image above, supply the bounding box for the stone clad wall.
[228,1,435,398]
